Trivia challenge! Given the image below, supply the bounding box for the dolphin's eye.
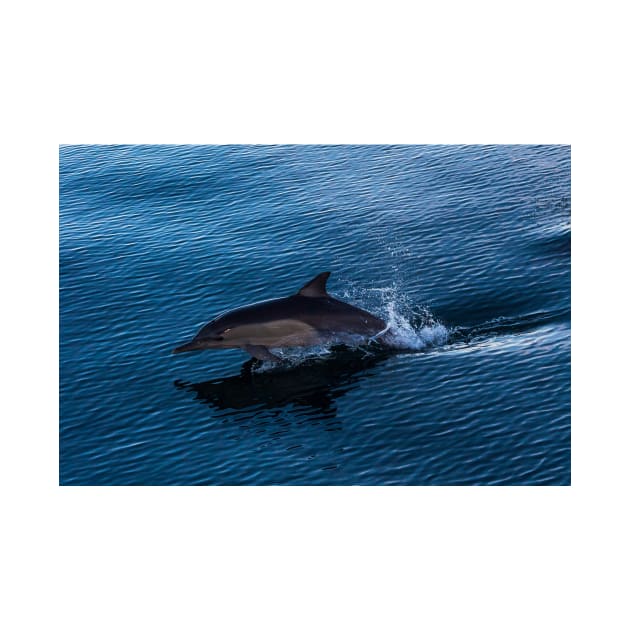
[222,328,232,335]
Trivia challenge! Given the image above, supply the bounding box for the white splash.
[374,288,449,350]
[253,345,333,372]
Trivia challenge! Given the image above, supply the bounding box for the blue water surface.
[59,144,570,485]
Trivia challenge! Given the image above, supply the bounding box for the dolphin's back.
[197,295,385,340]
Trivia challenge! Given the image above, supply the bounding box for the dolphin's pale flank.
[172,272,388,361]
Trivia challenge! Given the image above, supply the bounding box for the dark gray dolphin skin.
[173,272,388,362]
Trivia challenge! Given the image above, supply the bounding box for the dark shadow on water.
[174,346,389,420]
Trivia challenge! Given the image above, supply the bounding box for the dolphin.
[172,271,389,362]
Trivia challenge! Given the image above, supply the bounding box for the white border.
[5,2,628,629]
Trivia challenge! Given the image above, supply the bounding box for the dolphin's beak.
[172,341,203,354]
[173,337,225,353]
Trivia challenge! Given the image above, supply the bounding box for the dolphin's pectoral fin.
[243,345,282,362]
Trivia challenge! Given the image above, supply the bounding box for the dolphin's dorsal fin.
[297,271,331,298]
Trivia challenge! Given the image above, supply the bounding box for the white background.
[2,1,628,628]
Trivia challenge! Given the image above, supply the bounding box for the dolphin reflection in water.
[174,347,389,418]
[173,272,390,362]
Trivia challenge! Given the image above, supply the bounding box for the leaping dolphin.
[173,271,389,362]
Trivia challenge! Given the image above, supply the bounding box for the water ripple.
[60,145,570,485]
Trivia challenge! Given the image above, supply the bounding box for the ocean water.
[59,144,570,485]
